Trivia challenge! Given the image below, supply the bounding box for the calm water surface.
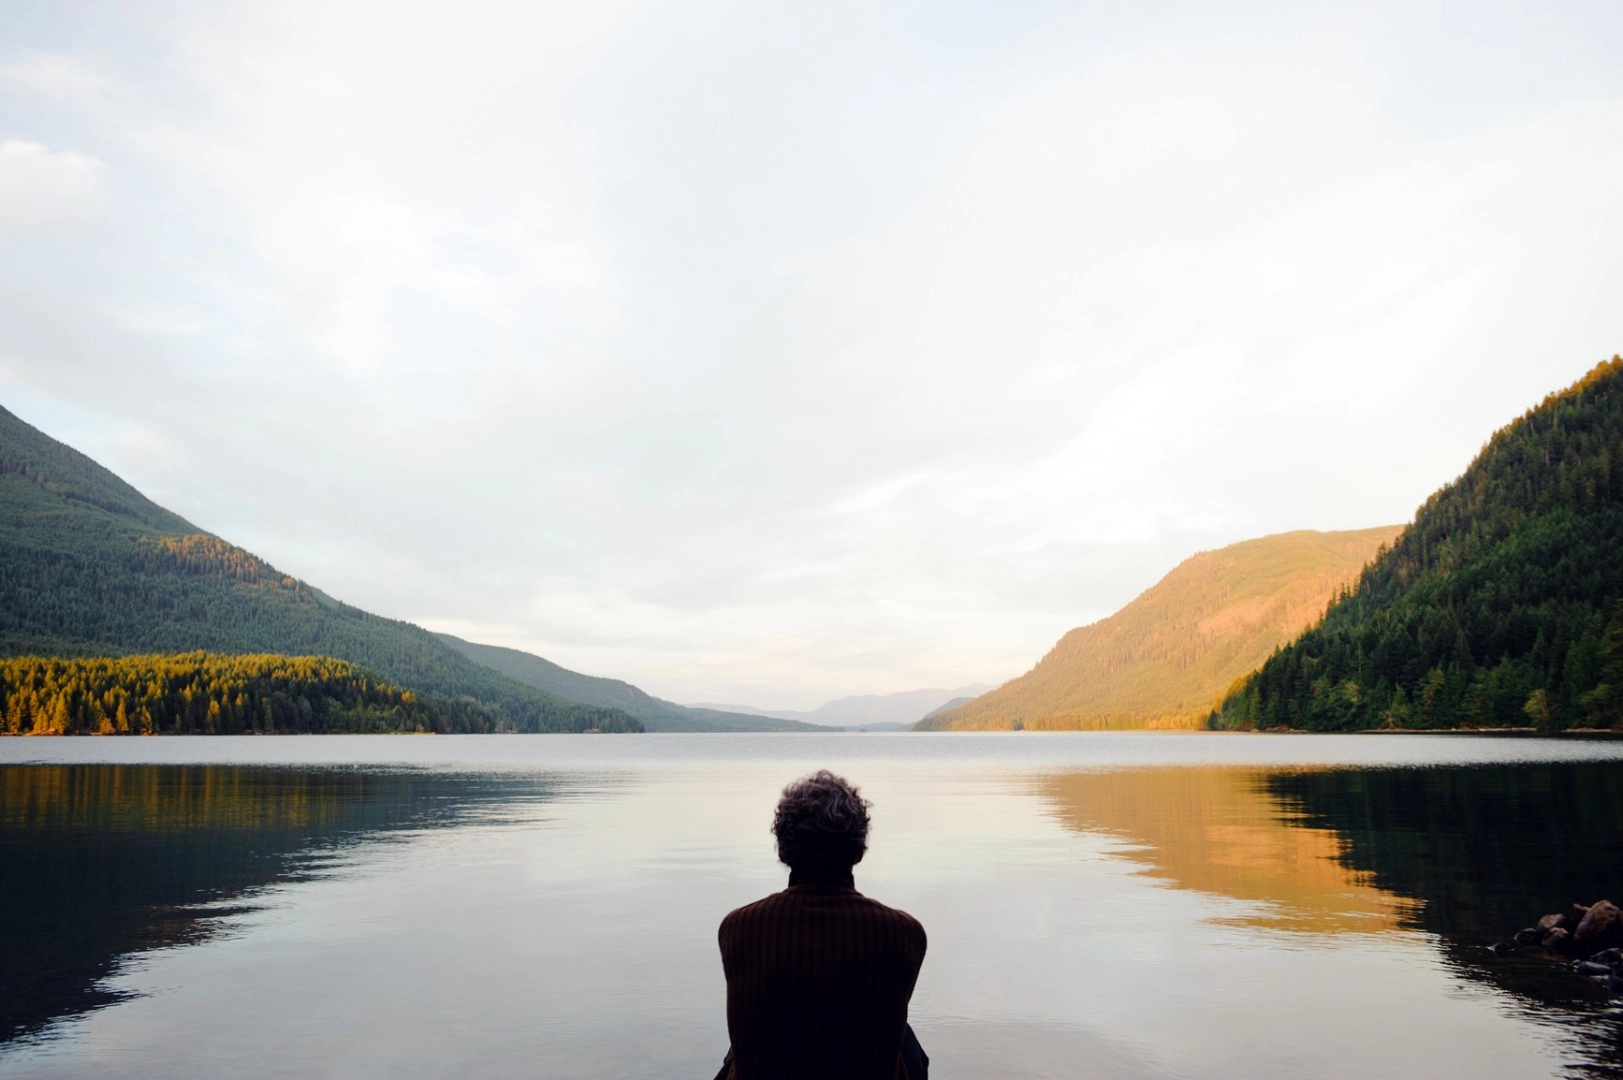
[4,733,1623,1079]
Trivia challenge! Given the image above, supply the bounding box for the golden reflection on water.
[1039,767,1415,934]
[1,765,361,832]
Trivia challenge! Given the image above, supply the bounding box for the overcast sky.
[1,1,1620,709]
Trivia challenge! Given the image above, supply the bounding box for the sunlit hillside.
[920,527,1403,730]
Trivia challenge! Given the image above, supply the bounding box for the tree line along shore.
[0,653,638,735]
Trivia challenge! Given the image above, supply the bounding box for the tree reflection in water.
[1039,761,1623,1076]
[0,765,559,1045]
[1273,763,1623,1075]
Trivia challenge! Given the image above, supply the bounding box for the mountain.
[691,685,993,727]
[1218,357,1623,732]
[919,527,1404,731]
[434,634,821,732]
[0,403,640,733]
[921,696,975,720]
[795,687,995,726]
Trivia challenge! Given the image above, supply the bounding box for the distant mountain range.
[921,695,976,720]
[920,528,1403,730]
[435,635,821,732]
[1219,357,1623,732]
[692,685,993,728]
[0,403,794,733]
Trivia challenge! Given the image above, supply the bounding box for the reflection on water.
[0,765,561,1044]
[6,738,1623,1079]
[1274,765,1623,1074]
[1038,768,1412,934]
[1271,764,1623,945]
[1038,762,1623,1075]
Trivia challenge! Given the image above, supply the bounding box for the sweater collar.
[786,866,856,889]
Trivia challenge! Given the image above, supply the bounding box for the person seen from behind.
[713,769,928,1079]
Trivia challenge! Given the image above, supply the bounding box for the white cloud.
[0,51,105,98]
[0,139,105,226]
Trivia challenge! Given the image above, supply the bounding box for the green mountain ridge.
[1218,356,1623,732]
[0,403,640,733]
[0,405,195,534]
[920,526,1404,731]
[434,634,821,732]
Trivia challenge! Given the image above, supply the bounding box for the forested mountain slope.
[919,527,1403,730]
[0,404,640,733]
[0,405,195,534]
[435,634,821,732]
[1219,357,1623,731]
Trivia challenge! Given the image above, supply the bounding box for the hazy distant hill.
[435,634,821,732]
[692,685,992,727]
[920,527,1404,731]
[0,404,640,733]
[1220,357,1623,732]
[921,696,975,720]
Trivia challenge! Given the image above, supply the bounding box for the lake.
[4,732,1623,1079]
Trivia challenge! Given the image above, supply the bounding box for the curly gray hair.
[772,770,871,871]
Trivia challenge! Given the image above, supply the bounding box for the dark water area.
[0,766,557,1044]
[4,734,1623,1078]
[1273,762,1623,945]
[1274,763,1623,1075]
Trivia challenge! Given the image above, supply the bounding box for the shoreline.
[7,727,1623,738]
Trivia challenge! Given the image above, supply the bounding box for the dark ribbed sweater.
[716,870,927,1080]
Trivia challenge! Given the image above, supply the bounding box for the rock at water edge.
[1576,901,1623,952]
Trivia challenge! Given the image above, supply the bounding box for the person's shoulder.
[851,890,919,922]
[720,889,790,929]
[853,893,927,942]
